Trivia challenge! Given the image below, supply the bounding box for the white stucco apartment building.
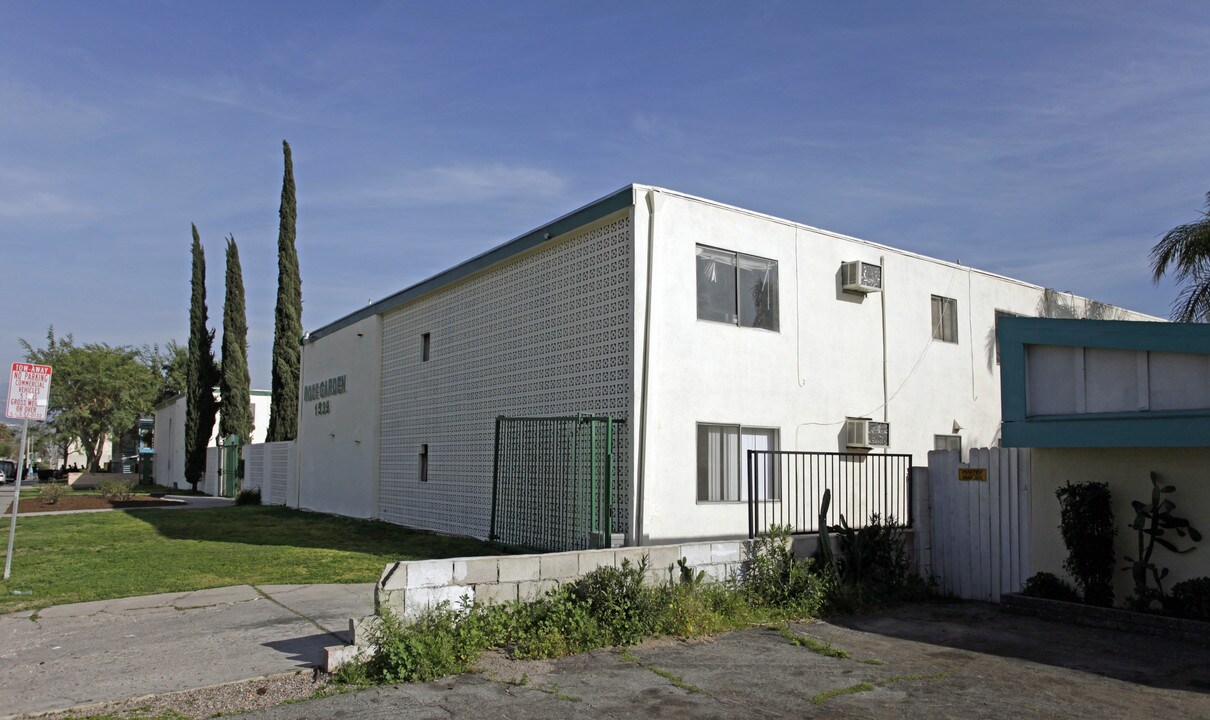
[291,185,1153,545]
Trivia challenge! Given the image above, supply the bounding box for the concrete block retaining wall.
[374,539,757,621]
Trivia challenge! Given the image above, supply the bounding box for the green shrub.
[234,488,261,505]
[98,477,135,501]
[1169,577,1210,620]
[1021,571,1080,602]
[566,557,658,646]
[362,605,474,683]
[1054,481,1115,606]
[36,483,67,505]
[745,525,828,614]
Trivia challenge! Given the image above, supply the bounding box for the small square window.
[931,295,958,343]
[421,333,431,362]
[934,434,962,453]
[419,444,429,482]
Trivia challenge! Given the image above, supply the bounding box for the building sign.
[957,467,987,482]
[6,362,53,421]
[305,374,347,415]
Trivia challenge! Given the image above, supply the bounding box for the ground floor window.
[934,434,962,453]
[696,424,779,502]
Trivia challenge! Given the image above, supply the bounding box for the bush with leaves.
[745,525,829,613]
[1021,571,1081,602]
[1168,577,1210,620]
[234,488,261,505]
[36,483,67,505]
[1054,481,1116,606]
[98,477,135,501]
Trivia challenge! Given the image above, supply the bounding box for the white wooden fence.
[926,448,1032,602]
[242,441,295,505]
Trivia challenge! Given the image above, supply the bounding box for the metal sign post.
[5,362,53,580]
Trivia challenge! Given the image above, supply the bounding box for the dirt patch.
[17,496,183,513]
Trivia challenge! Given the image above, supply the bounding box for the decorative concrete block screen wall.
[242,441,295,505]
[375,540,756,620]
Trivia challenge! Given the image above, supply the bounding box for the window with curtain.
[696,245,779,331]
[696,424,779,502]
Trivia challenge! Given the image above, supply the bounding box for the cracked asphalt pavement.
[0,583,374,718]
[234,603,1210,720]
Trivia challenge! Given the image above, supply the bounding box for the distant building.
[152,390,271,492]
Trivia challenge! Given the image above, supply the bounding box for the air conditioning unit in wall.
[841,260,883,294]
[846,418,890,449]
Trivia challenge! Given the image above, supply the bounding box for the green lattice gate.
[489,415,622,552]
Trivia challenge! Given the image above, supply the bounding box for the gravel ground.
[27,670,332,719]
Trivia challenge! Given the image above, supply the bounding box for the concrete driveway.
[0,583,374,719]
[237,602,1210,720]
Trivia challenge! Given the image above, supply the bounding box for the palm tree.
[1150,191,1210,322]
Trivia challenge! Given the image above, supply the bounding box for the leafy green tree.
[186,225,220,491]
[220,235,252,443]
[267,140,302,442]
[142,340,189,403]
[0,424,15,458]
[19,330,159,471]
[1151,191,1210,322]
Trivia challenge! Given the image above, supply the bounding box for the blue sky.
[2,1,1208,392]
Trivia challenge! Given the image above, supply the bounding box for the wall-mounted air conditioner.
[846,418,890,449]
[841,261,883,294]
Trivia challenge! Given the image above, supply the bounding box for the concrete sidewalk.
[0,583,374,718]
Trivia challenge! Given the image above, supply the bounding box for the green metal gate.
[489,415,623,552]
[218,434,241,498]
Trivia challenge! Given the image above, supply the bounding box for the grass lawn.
[0,505,502,614]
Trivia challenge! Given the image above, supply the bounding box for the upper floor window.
[696,245,779,331]
[421,332,431,361]
[931,295,958,343]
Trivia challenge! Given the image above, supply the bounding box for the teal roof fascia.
[998,317,1210,448]
[304,185,636,343]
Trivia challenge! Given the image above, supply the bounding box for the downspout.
[636,189,661,547]
[880,256,889,452]
[293,334,306,509]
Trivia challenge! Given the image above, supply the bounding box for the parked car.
[0,460,16,484]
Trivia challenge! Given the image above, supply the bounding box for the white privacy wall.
[633,188,1155,544]
[378,213,634,539]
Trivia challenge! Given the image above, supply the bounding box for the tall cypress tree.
[220,235,251,443]
[185,224,220,491]
[267,140,302,442]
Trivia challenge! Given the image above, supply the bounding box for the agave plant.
[1123,472,1202,610]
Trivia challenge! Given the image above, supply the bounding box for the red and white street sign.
[6,362,53,421]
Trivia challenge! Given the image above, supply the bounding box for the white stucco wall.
[151,390,271,490]
[633,188,1154,543]
[295,315,382,518]
[1031,447,1210,603]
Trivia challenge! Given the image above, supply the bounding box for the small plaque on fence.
[957,467,987,482]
